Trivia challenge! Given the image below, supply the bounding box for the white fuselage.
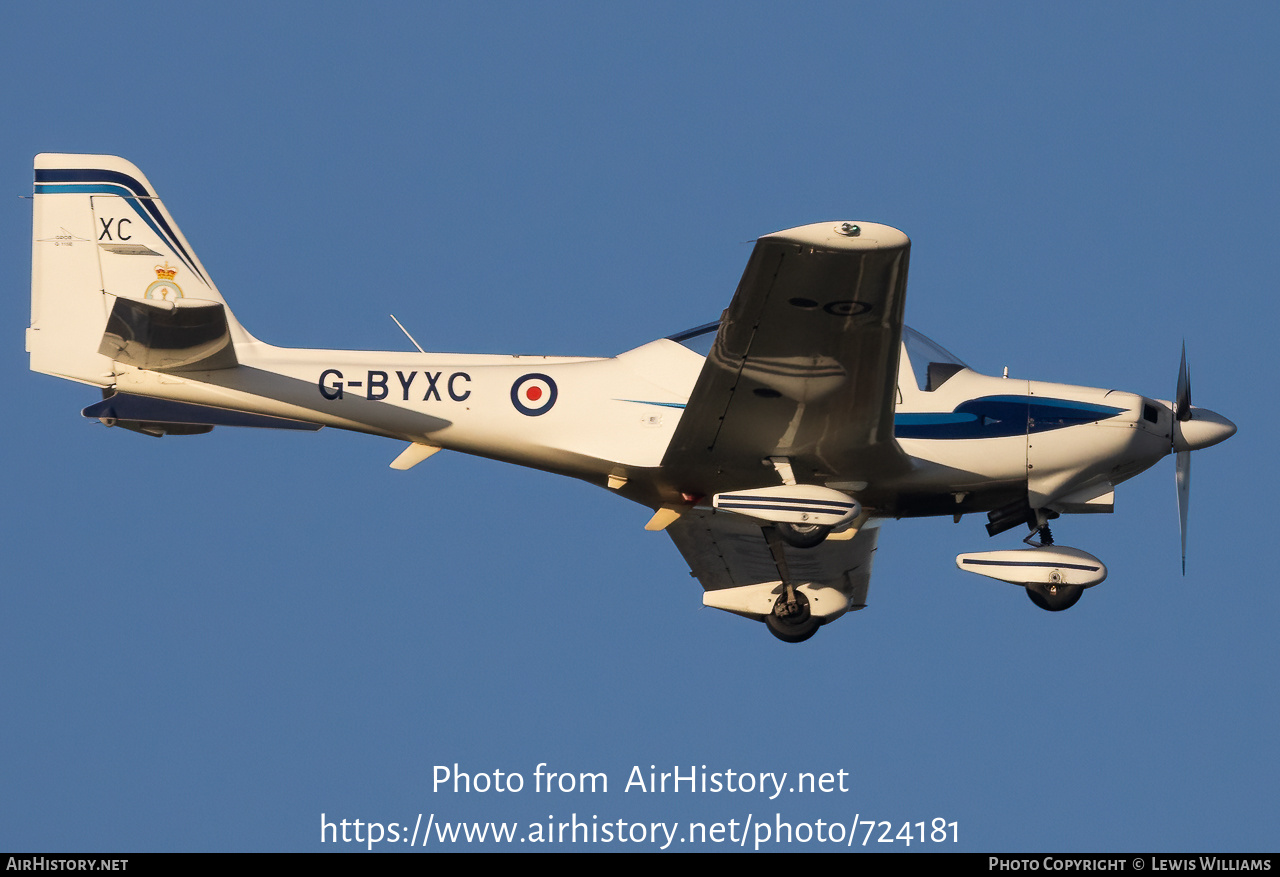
[104,332,1175,521]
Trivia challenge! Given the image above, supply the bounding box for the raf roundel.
[510,373,558,416]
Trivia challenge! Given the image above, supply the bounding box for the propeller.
[1170,344,1237,573]
[1174,343,1191,575]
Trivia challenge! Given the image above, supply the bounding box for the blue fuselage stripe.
[895,396,1125,439]
[616,399,687,409]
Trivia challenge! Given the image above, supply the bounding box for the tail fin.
[29,154,254,386]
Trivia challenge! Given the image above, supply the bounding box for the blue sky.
[2,2,1276,852]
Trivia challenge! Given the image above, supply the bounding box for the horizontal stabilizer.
[99,296,238,371]
[83,393,322,433]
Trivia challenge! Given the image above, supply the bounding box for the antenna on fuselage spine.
[389,314,425,353]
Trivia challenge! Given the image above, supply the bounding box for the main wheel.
[765,589,820,643]
[775,522,831,549]
[765,612,820,643]
[1025,580,1084,612]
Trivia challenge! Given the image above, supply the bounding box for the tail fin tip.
[30,154,251,386]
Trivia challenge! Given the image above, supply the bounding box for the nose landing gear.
[956,519,1106,612]
[1025,575,1085,612]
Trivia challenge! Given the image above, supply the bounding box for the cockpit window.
[667,321,720,357]
[903,326,968,391]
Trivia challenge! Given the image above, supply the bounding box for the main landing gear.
[774,522,831,549]
[766,588,820,643]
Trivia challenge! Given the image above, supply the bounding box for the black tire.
[765,612,821,643]
[775,522,831,549]
[765,590,819,642]
[1025,581,1084,612]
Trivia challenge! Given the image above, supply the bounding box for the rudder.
[29,154,254,386]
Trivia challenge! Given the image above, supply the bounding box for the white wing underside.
[667,510,878,610]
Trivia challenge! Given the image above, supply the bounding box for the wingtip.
[760,221,910,252]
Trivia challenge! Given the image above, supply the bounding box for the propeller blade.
[1176,449,1190,575]
[1174,343,1192,575]
[1176,342,1192,422]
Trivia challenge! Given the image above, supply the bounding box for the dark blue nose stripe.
[895,396,1125,440]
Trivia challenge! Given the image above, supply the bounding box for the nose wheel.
[1025,578,1084,611]
[1024,560,1085,609]
[1020,520,1086,611]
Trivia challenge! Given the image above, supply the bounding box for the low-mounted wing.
[661,221,912,498]
[657,222,910,628]
[667,509,879,620]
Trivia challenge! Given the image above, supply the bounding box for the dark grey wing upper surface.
[659,222,910,609]
[660,221,912,498]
